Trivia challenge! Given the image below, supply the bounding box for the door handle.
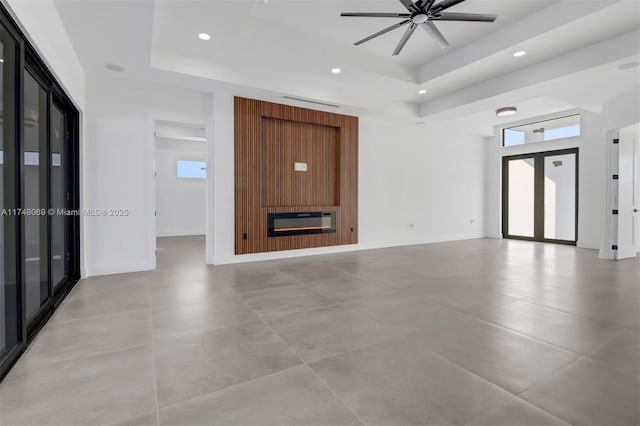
[635,209,639,213]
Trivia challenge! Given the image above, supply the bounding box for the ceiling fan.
[341,0,497,56]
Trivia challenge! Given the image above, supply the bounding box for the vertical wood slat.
[235,97,358,255]
[262,117,338,207]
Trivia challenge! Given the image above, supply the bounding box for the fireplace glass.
[268,212,336,237]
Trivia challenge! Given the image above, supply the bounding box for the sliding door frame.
[0,3,80,381]
[0,8,23,378]
[22,61,51,330]
[502,148,579,246]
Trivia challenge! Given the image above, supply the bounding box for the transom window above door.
[503,114,581,147]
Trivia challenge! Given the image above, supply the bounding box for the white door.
[617,124,639,259]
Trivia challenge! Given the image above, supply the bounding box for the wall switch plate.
[294,162,308,172]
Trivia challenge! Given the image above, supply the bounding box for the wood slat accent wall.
[235,97,358,254]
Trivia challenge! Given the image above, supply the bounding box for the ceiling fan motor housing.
[412,13,429,24]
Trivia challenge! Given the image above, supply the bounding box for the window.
[502,114,580,147]
[177,160,206,179]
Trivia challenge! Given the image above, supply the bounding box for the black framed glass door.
[0,18,20,366]
[502,148,579,245]
[50,101,68,290]
[23,68,49,324]
[0,3,80,381]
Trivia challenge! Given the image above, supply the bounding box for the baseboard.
[212,232,485,265]
[157,230,205,237]
[577,240,599,250]
[85,259,155,277]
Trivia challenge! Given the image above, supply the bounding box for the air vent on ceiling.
[283,96,340,108]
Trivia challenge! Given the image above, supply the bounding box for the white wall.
[84,86,485,273]
[156,138,207,237]
[486,109,606,250]
[211,92,485,265]
[603,89,640,132]
[357,117,485,246]
[84,74,208,276]
[3,0,84,110]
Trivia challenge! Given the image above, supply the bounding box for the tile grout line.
[380,287,599,358]
[302,363,368,426]
[235,290,370,426]
[146,283,162,426]
[462,394,570,426]
[341,303,547,413]
[521,296,640,333]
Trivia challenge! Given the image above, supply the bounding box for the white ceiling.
[53,0,640,133]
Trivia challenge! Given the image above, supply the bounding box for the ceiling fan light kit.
[341,0,497,56]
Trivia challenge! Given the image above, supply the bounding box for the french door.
[502,148,579,245]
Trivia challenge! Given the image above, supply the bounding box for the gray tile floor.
[1,236,639,426]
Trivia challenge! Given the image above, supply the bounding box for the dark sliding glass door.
[0,19,20,365]
[502,148,579,245]
[23,69,49,323]
[0,3,80,381]
[50,102,68,290]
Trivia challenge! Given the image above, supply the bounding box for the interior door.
[503,148,578,245]
[617,125,639,259]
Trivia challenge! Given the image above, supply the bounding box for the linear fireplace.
[268,212,336,237]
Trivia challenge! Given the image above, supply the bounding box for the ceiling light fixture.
[418,89,427,95]
[513,51,526,58]
[105,64,125,72]
[198,33,211,41]
[617,62,639,70]
[331,67,342,74]
[496,107,517,117]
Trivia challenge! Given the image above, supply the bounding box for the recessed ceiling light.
[331,67,342,74]
[617,62,639,70]
[105,64,125,72]
[496,107,517,117]
[198,33,211,41]
[418,89,427,95]
[513,51,526,58]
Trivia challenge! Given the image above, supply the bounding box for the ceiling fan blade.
[398,0,419,12]
[431,12,497,22]
[341,12,411,18]
[393,23,418,56]
[354,19,411,46]
[431,0,467,14]
[417,0,436,12]
[421,21,450,48]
